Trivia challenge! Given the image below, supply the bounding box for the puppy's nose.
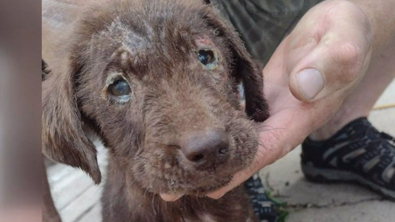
[179,128,230,170]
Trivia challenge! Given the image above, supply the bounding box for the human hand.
[160,0,373,201]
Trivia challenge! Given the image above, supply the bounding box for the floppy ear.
[42,58,101,184]
[42,60,49,81]
[202,6,269,122]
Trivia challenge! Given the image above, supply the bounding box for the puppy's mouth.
[160,138,242,194]
[155,169,234,196]
[150,155,248,196]
[135,115,259,196]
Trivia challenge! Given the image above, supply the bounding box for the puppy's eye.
[106,77,132,103]
[198,49,217,69]
[109,79,131,96]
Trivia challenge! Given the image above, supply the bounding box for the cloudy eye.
[107,77,131,103]
[198,49,217,69]
[109,79,131,96]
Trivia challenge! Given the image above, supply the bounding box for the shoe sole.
[302,163,395,200]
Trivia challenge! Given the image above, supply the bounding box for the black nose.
[179,128,230,170]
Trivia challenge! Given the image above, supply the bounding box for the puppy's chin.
[180,175,233,196]
[150,169,235,197]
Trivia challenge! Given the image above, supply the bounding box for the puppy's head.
[42,0,268,194]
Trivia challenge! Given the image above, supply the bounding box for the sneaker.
[301,117,395,199]
[244,174,277,222]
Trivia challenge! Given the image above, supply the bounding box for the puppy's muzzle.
[179,127,230,170]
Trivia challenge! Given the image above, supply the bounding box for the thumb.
[284,1,372,102]
[288,40,368,102]
[290,67,324,101]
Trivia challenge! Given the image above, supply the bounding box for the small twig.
[372,103,395,110]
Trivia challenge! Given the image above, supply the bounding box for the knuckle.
[339,43,361,65]
[334,43,362,83]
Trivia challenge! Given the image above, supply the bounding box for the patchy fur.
[42,0,269,221]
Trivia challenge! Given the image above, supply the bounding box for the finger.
[207,108,312,199]
[159,193,183,202]
[206,166,257,199]
[205,119,293,199]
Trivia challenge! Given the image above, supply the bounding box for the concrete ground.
[258,79,395,222]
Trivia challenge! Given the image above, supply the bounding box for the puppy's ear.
[42,60,49,81]
[42,57,101,184]
[202,7,269,122]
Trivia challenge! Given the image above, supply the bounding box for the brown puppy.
[42,0,269,221]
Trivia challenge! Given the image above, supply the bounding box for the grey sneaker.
[244,174,277,222]
[301,117,395,199]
